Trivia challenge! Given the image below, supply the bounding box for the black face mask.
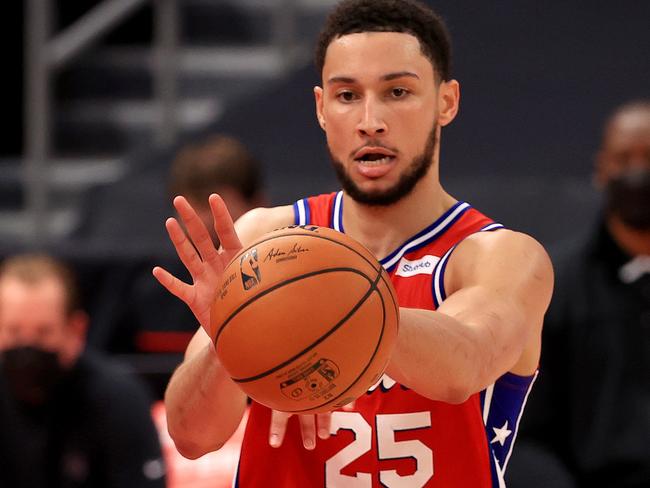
[605,167,650,230]
[0,346,68,407]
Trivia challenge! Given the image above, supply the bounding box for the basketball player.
[154,1,553,486]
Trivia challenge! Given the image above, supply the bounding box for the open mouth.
[354,147,397,166]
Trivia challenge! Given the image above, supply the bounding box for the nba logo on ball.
[211,225,400,414]
[240,249,261,290]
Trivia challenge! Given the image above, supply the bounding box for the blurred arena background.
[1,0,649,404]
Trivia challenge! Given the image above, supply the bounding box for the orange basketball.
[210,225,399,414]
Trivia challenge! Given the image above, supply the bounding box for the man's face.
[596,108,650,186]
[314,32,458,205]
[0,277,83,367]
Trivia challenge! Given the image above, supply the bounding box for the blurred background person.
[507,100,650,488]
[145,134,265,487]
[168,134,267,241]
[88,133,266,358]
[0,254,166,488]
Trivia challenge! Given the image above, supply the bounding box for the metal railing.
[23,0,301,245]
[24,0,176,244]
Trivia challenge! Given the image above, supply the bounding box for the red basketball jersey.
[235,192,536,488]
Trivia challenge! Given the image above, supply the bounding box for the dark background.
[2,0,649,346]
[129,1,649,247]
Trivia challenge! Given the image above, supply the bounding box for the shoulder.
[453,229,551,269]
[447,229,554,305]
[235,205,295,247]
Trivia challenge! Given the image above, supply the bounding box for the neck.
[607,215,650,256]
[342,172,456,259]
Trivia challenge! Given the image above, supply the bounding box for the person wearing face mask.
[0,254,166,487]
[507,101,650,488]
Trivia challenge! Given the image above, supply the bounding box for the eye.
[336,90,358,103]
[390,87,409,99]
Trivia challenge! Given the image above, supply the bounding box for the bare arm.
[386,230,553,403]
[154,195,294,458]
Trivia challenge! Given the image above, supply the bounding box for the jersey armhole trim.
[431,223,505,308]
[293,198,310,226]
[331,191,344,232]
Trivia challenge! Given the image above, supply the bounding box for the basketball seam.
[214,266,369,347]
[230,229,398,320]
[285,270,391,413]
[231,266,381,383]
[235,231,380,281]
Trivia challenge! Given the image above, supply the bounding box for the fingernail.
[303,438,314,450]
[269,434,280,448]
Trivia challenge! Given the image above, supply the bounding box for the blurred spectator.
[0,254,166,487]
[140,135,266,485]
[76,134,266,356]
[168,134,266,240]
[508,101,650,487]
[123,134,267,356]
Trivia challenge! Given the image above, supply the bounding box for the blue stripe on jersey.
[481,371,538,483]
[234,459,241,488]
[304,199,311,225]
[292,201,300,225]
[292,198,310,226]
[431,222,504,308]
[488,448,501,488]
[432,246,455,308]
[332,191,344,232]
[381,201,471,271]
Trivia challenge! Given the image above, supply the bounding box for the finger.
[173,196,219,264]
[298,415,316,450]
[152,266,193,304]
[269,410,291,448]
[342,400,356,411]
[209,194,242,253]
[165,217,205,279]
[317,412,331,440]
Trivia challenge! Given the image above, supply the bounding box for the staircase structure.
[3,0,335,248]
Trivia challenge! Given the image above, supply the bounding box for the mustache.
[349,140,399,159]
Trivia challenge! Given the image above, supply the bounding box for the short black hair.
[168,134,262,202]
[315,0,452,81]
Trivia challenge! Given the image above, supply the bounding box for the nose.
[622,141,650,170]
[627,153,650,170]
[8,327,41,348]
[356,96,387,137]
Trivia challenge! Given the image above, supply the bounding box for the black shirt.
[515,221,650,487]
[0,352,166,487]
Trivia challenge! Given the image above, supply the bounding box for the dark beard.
[329,124,438,206]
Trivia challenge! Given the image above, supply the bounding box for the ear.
[314,86,326,131]
[437,79,460,127]
[61,311,88,366]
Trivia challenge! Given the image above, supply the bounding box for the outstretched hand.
[269,410,332,451]
[153,194,243,335]
[269,401,356,450]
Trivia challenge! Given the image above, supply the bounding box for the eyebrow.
[327,71,420,84]
[383,71,420,81]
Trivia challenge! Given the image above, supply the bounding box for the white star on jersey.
[491,421,512,447]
